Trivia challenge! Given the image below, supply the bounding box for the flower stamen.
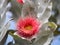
[24,25,33,30]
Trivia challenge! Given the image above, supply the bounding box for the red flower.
[16,16,41,39]
[17,0,24,4]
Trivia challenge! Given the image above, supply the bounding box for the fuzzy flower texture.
[17,0,24,4]
[16,17,41,39]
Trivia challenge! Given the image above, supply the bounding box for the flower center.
[24,25,33,30]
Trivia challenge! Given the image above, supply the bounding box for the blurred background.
[0,0,60,45]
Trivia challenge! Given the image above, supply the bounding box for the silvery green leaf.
[33,23,52,42]
[0,1,11,41]
[9,32,53,45]
[11,0,23,21]
[35,0,52,24]
[21,1,37,18]
[40,2,52,24]
[32,33,53,45]
[35,0,51,17]
[32,22,57,45]
[0,20,10,41]
[1,2,11,28]
[0,0,7,14]
[0,0,7,27]
[0,18,13,42]
[9,31,32,45]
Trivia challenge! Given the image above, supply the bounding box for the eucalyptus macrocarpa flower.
[16,16,41,39]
